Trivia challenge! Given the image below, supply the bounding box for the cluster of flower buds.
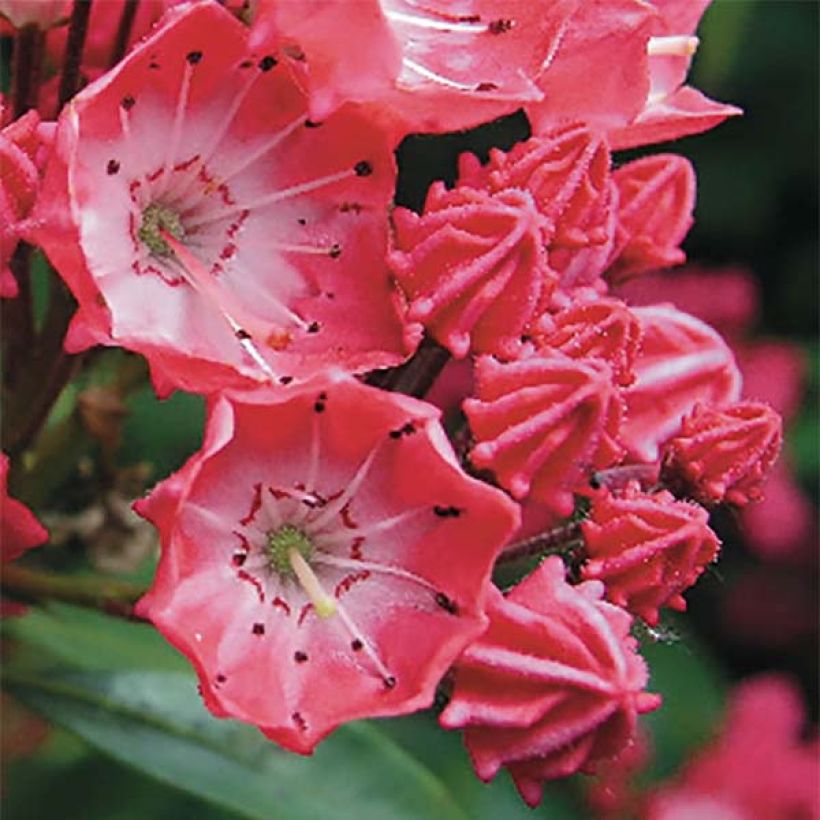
[1,0,785,807]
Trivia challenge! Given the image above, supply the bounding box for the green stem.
[58,0,93,109]
[1,564,146,619]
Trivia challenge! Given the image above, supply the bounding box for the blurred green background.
[2,2,817,818]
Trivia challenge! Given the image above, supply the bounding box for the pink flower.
[465,353,624,515]
[661,401,782,507]
[1,453,48,562]
[389,184,551,359]
[31,2,415,395]
[606,154,696,284]
[581,482,720,625]
[135,374,520,753]
[250,0,578,136]
[620,305,742,462]
[459,124,616,296]
[1,109,53,297]
[531,298,643,387]
[440,556,660,807]
[647,675,819,820]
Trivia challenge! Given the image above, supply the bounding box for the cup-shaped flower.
[661,401,783,507]
[620,305,742,461]
[531,298,643,387]
[459,124,616,295]
[31,1,415,395]
[440,556,660,807]
[389,184,553,359]
[464,353,624,516]
[135,373,520,753]
[606,154,696,284]
[1,454,48,562]
[581,482,720,625]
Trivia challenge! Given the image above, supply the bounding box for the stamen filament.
[289,548,336,618]
[384,10,486,33]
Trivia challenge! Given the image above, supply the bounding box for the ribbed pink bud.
[390,184,553,359]
[581,483,720,625]
[465,353,624,515]
[531,298,642,386]
[441,556,660,808]
[606,154,695,284]
[661,401,783,507]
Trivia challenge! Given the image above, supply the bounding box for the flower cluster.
[1,0,786,807]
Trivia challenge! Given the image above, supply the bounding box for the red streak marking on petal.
[269,487,293,501]
[298,603,313,626]
[340,502,357,529]
[335,570,371,598]
[174,154,200,172]
[240,482,263,525]
[272,596,291,616]
[147,167,163,182]
[349,537,365,560]
[237,569,265,602]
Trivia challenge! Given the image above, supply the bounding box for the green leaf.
[4,667,466,820]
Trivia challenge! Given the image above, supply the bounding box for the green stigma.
[138,202,185,257]
[266,524,314,578]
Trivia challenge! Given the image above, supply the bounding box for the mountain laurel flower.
[389,184,553,359]
[620,305,742,461]
[458,124,616,295]
[581,482,720,625]
[606,154,696,284]
[661,401,783,507]
[30,1,415,395]
[135,373,520,753]
[1,454,48,562]
[531,298,643,387]
[440,556,660,808]
[464,353,624,516]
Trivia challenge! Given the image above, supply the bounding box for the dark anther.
[520,334,533,344]
[232,551,247,566]
[258,54,277,72]
[283,45,306,62]
[252,622,265,635]
[292,711,307,730]
[305,120,322,128]
[328,244,342,259]
[107,159,120,175]
[186,50,203,65]
[148,61,160,70]
[279,375,294,385]
[351,639,363,652]
[294,651,308,663]
[435,592,459,615]
[239,59,253,69]
[216,674,227,684]
[121,95,135,110]
[297,217,307,226]
[389,422,416,439]
[488,18,513,34]
[434,505,462,518]
[476,82,499,91]
[307,321,321,333]
[354,160,373,177]
[235,328,252,340]
[383,676,397,690]
[589,473,602,490]
[314,400,326,413]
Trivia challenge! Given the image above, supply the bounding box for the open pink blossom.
[389,184,552,359]
[250,0,578,136]
[1,109,54,297]
[525,0,740,150]
[531,298,643,387]
[1,454,48,562]
[31,1,415,395]
[465,353,624,515]
[662,401,782,507]
[440,556,660,807]
[581,482,720,625]
[459,124,616,297]
[620,305,742,462]
[606,154,695,284]
[647,675,819,820]
[135,373,520,753]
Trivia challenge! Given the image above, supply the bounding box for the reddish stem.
[58,0,93,110]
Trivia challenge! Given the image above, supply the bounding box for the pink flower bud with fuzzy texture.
[581,482,720,625]
[620,305,742,461]
[606,154,695,284]
[389,184,553,359]
[440,556,660,808]
[135,373,519,753]
[465,353,624,516]
[531,298,643,386]
[662,401,782,507]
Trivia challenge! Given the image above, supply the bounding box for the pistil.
[647,35,699,58]
[289,548,337,618]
